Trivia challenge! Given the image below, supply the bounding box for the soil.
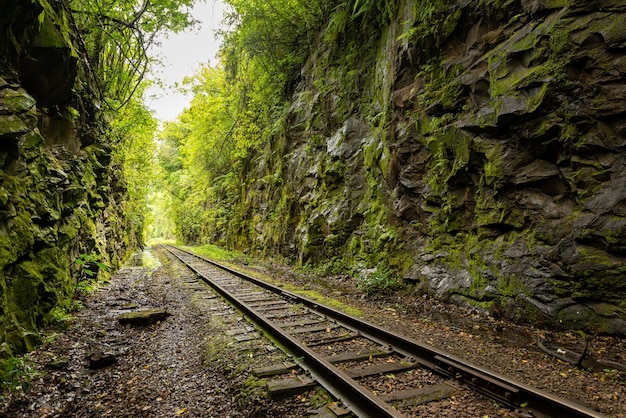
[1,246,624,417]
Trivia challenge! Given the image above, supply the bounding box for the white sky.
[145,0,228,122]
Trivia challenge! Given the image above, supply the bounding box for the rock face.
[233,1,626,335]
[0,1,135,354]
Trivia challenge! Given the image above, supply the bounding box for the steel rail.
[164,245,403,418]
[164,245,606,418]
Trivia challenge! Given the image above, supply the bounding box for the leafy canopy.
[69,0,198,110]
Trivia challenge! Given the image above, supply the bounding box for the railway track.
[163,245,605,418]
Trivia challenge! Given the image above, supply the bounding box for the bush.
[0,357,40,392]
[356,268,403,294]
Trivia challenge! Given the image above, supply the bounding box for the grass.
[185,243,244,262]
[277,284,363,317]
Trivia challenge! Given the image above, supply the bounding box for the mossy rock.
[0,114,34,138]
[555,303,626,335]
[0,88,36,115]
[0,210,35,271]
[4,328,41,354]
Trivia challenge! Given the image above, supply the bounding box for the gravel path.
[0,249,312,417]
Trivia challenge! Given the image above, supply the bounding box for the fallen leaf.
[176,407,188,415]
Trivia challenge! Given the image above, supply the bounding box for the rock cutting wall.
[0,0,134,354]
[239,0,626,335]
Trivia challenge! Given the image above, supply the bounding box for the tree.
[68,0,198,110]
[110,84,158,244]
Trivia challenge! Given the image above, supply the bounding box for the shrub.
[356,268,403,294]
[0,357,41,392]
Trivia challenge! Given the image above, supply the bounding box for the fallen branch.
[537,338,587,367]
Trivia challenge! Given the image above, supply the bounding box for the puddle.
[126,247,161,268]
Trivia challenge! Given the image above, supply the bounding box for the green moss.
[0,210,35,271]
[3,330,41,356]
[462,298,494,311]
[1,91,36,115]
[279,283,363,317]
[356,268,404,295]
[10,262,43,328]
[487,9,572,99]
[0,115,32,137]
[21,131,44,149]
[35,0,78,58]
[37,15,66,48]
[427,232,531,308]
[554,306,614,334]
[497,274,526,298]
[36,247,72,302]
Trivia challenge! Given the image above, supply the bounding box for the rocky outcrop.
[237,1,626,335]
[0,1,134,355]
[397,1,626,334]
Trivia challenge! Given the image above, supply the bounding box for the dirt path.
[0,249,310,417]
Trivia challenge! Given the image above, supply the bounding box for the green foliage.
[316,257,351,276]
[398,0,460,45]
[0,357,41,392]
[47,306,74,329]
[110,84,158,244]
[349,0,397,27]
[221,0,328,98]
[75,278,99,295]
[356,268,404,295]
[74,253,110,278]
[74,253,110,294]
[149,66,242,244]
[69,0,198,110]
[187,244,243,262]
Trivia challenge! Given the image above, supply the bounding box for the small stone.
[87,351,117,369]
[117,308,170,326]
[46,357,69,370]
